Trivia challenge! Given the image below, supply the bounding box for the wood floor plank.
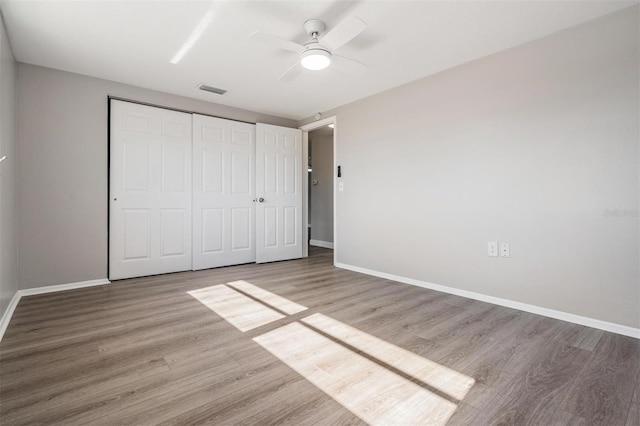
[133,361,293,425]
[411,305,522,371]
[301,313,475,401]
[563,333,640,425]
[227,279,308,315]
[626,403,640,426]
[1,356,171,425]
[0,340,99,376]
[552,322,605,352]
[452,315,572,409]
[254,322,457,425]
[633,368,640,404]
[553,410,590,425]
[159,371,312,425]
[188,284,286,332]
[42,349,244,425]
[0,246,636,425]
[446,402,481,425]
[460,314,567,384]
[428,307,524,372]
[469,341,592,425]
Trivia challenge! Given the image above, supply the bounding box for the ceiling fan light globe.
[300,49,331,70]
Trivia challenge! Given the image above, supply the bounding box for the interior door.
[109,100,192,280]
[255,123,303,263]
[192,114,256,270]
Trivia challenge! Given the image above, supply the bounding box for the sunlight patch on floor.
[302,313,475,400]
[190,280,474,424]
[188,284,284,332]
[227,280,308,315]
[254,322,457,425]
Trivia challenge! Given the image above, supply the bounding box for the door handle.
[258,197,265,203]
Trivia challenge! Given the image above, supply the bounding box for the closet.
[109,99,302,280]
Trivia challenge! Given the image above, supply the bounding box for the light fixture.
[300,48,331,70]
[328,124,334,129]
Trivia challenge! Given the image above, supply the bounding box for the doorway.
[308,126,334,250]
[301,117,337,264]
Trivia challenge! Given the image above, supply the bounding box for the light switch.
[312,179,318,185]
[488,241,498,257]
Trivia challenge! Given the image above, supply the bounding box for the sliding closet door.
[109,100,192,280]
[192,114,256,270]
[255,124,303,263]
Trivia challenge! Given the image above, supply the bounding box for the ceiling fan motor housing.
[303,41,330,54]
[304,19,326,37]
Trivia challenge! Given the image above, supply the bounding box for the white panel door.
[255,124,303,263]
[109,100,192,280]
[192,114,256,270]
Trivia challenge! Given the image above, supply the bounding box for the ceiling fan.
[250,16,368,81]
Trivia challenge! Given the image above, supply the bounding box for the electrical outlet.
[488,241,498,257]
[501,243,510,258]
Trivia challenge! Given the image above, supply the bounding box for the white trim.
[300,116,337,267]
[300,117,336,131]
[0,291,21,343]
[310,239,334,249]
[0,278,111,343]
[19,278,111,296]
[302,131,309,259]
[335,262,640,339]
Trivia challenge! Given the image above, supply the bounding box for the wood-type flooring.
[1,247,638,425]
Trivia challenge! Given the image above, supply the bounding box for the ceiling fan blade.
[332,54,368,74]
[249,31,305,53]
[320,16,366,51]
[279,61,304,81]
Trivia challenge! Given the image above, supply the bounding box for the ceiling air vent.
[199,84,227,95]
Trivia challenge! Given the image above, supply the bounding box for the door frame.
[300,116,337,265]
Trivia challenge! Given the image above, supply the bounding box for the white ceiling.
[0,0,636,120]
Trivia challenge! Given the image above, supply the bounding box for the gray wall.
[300,7,639,328]
[0,11,17,317]
[309,127,334,244]
[17,64,296,289]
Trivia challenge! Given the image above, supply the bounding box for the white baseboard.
[335,262,640,339]
[0,290,21,343]
[0,278,110,343]
[19,278,110,296]
[310,239,334,249]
